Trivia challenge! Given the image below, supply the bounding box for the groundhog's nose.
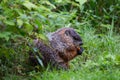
[77,47,84,55]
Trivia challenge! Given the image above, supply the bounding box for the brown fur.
[30,28,83,69]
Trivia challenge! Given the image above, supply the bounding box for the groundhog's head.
[64,28,84,56]
[49,27,84,61]
[64,28,84,55]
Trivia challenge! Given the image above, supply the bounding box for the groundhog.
[29,27,83,69]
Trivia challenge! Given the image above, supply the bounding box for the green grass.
[3,26,120,80]
[3,68,120,80]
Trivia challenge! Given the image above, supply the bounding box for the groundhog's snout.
[76,42,84,55]
[77,47,84,55]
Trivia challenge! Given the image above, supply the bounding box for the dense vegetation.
[0,0,120,80]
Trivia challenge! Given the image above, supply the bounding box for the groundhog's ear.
[65,29,82,41]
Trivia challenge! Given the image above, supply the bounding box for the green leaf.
[43,1,56,9]
[23,22,33,33]
[115,55,120,65]
[100,24,111,29]
[38,34,48,41]
[35,54,44,67]
[0,32,11,41]
[34,19,42,31]
[17,19,23,27]
[23,1,38,10]
[4,20,15,26]
[75,0,87,6]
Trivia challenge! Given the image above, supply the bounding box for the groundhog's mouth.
[77,47,84,55]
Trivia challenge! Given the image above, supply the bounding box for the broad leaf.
[4,20,15,26]
[23,1,38,10]
[0,32,11,41]
[75,0,87,6]
[23,22,33,33]
[17,19,23,27]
